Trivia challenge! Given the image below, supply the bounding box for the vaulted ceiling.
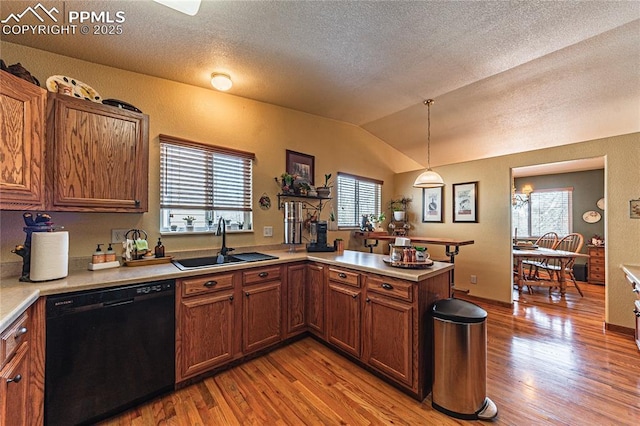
[2,0,639,169]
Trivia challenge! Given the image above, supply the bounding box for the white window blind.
[336,172,382,227]
[159,135,254,232]
[512,188,573,237]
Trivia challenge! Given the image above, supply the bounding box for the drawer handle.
[338,273,347,279]
[204,281,217,287]
[635,308,640,317]
[633,288,640,294]
[381,283,394,290]
[258,272,269,278]
[229,295,234,302]
[14,327,28,339]
[6,374,22,384]
[352,293,358,299]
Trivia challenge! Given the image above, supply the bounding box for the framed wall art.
[453,181,478,223]
[630,199,640,219]
[286,150,315,185]
[422,187,444,223]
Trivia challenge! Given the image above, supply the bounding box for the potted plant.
[278,173,295,194]
[389,197,411,221]
[317,173,333,198]
[369,212,386,230]
[183,216,196,230]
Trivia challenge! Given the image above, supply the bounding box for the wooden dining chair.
[536,233,585,296]
[524,232,559,279]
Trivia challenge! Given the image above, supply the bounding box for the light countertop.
[622,264,640,285]
[0,249,452,333]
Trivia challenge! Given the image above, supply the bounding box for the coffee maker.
[306,220,335,252]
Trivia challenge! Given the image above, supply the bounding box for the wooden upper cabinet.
[46,93,149,212]
[0,71,46,210]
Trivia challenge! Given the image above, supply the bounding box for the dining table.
[513,246,589,296]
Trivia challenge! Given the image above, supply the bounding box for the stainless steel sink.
[172,252,278,270]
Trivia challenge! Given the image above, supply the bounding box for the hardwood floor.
[100,282,639,425]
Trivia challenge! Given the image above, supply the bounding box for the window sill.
[161,229,253,236]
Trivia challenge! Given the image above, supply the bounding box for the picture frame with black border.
[422,186,444,223]
[453,181,478,223]
[286,150,315,185]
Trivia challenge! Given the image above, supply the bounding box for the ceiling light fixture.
[210,73,233,91]
[153,0,201,16]
[413,99,445,188]
[512,178,532,208]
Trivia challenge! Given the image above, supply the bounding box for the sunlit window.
[512,188,573,237]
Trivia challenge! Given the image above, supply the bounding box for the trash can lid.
[432,298,487,323]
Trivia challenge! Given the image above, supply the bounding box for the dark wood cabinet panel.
[327,282,361,357]
[0,71,46,210]
[363,292,414,387]
[46,93,149,212]
[286,264,306,337]
[177,290,235,381]
[243,281,282,354]
[306,263,325,337]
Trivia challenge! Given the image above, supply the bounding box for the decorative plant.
[322,173,333,188]
[183,216,195,222]
[389,197,411,212]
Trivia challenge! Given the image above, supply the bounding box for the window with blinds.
[159,135,254,232]
[512,188,573,237]
[336,172,382,228]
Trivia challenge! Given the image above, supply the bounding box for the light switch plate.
[263,226,273,237]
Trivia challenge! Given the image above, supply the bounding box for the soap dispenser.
[154,237,165,258]
[105,243,116,262]
[92,244,105,264]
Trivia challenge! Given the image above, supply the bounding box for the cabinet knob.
[366,297,370,303]
[633,287,639,293]
[14,327,28,339]
[338,273,347,279]
[381,283,394,290]
[134,200,140,206]
[245,292,250,297]
[258,272,269,278]
[6,374,22,384]
[204,280,217,287]
[634,308,640,318]
[352,293,358,299]
[229,295,234,302]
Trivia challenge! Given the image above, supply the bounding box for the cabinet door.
[327,282,361,357]
[177,290,235,381]
[243,281,282,354]
[0,344,30,426]
[363,293,414,387]
[46,93,149,212]
[286,264,306,337]
[0,71,46,210]
[306,263,325,337]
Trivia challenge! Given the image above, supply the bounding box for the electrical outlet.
[263,226,273,237]
[111,229,129,243]
[470,275,477,284]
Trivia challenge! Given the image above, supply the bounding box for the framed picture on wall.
[453,181,478,223]
[286,150,315,185]
[631,199,640,219]
[422,187,444,223]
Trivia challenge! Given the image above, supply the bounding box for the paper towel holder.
[11,212,61,282]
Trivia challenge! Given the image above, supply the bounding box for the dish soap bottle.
[105,243,117,263]
[92,244,105,264]
[154,237,165,258]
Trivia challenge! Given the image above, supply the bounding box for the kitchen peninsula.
[0,249,453,424]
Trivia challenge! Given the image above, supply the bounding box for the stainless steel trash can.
[432,298,497,420]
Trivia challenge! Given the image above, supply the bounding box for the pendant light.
[413,99,445,188]
[211,73,233,91]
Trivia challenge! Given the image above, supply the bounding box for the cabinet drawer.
[328,268,360,288]
[589,257,605,266]
[243,266,281,285]
[589,265,605,274]
[366,276,414,302]
[181,273,234,297]
[590,272,605,281]
[1,313,28,367]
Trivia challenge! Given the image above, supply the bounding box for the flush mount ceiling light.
[210,73,233,91]
[413,99,445,188]
[153,0,201,16]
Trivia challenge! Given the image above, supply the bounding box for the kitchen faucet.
[216,217,234,257]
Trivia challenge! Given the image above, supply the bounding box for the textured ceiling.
[2,0,639,170]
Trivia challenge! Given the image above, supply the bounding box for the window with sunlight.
[336,172,382,228]
[159,136,255,233]
[512,188,573,237]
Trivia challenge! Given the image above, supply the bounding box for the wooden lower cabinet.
[306,263,325,337]
[363,276,415,388]
[588,245,605,284]
[0,344,29,426]
[176,273,237,382]
[242,267,283,354]
[286,263,306,337]
[327,268,362,358]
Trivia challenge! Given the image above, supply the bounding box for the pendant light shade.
[413,99,445,188]
[211,73,233,91]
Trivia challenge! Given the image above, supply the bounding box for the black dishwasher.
[45,280,175,425]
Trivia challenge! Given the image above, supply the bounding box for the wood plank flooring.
[100,282,639,425]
